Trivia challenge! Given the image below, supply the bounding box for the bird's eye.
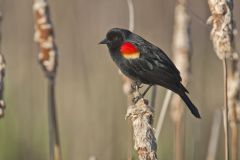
[110,35,118,41]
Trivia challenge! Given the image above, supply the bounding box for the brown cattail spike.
[33,0,58,78]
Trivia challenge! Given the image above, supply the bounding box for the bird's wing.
[127,39,182,83]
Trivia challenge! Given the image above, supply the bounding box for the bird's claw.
[132,95,142,104]
[131,81,143,90]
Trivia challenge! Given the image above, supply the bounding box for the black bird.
[99,28,200,118]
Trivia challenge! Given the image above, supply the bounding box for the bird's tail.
[178,90,201,118]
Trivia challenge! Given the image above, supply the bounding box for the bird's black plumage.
[100,28,200,118]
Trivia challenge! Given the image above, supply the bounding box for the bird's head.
[99,28,131,49]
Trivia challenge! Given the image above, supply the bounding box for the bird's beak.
[99,38,108,44]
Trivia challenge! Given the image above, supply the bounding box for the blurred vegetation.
[0,0,239,160]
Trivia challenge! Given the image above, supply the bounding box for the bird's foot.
[132,95,143,104]
[131,81,143,90]
[138,84,144,88]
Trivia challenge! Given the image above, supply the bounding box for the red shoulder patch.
[120,42,138,54]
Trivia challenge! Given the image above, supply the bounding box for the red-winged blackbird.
[99,28,200,118]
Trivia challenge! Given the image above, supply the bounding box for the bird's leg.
[141,85,153,97]
[132,84,153,104]
[131,80,143,90]
[132,81,143,104]
[132,85,142,104]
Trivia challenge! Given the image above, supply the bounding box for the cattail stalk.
[170,1,191,160]
[124,0,134,160]
[124,0,135,159]
[121,0,135,99]
[0,13,6,119]
[0,54,5,118]
[207,0,234,160]
[228,58,239,160]
[127,0,134,32]
[227,33,239,160]
[126,90,158,160]
[33,0,61,160]
[155,90,172,141]
[0,53,5,118]
[206,111,222,160]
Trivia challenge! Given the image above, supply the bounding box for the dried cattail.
[33,0,58,78]
[207,1,234,160]
[207,0,233,59]
[171,0,191,123]
[33,0,61,160]
[170,1,191,160]
[126,91,157,160]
